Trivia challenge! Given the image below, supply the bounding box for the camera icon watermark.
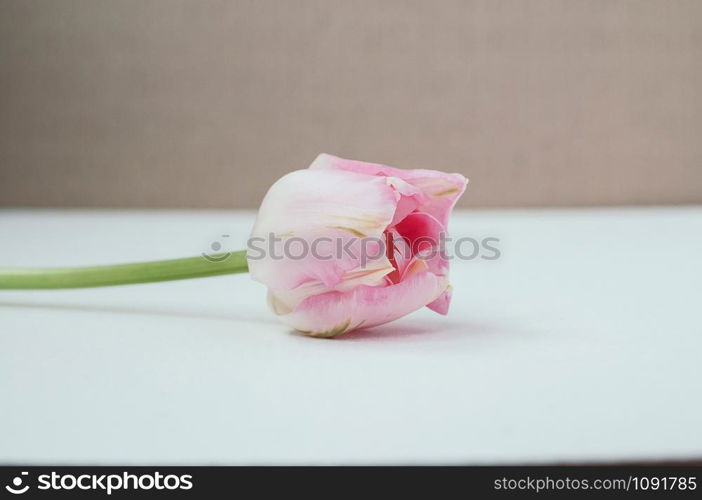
[5,471,29,495]
[202,234,232,262]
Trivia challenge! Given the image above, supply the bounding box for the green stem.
[0,250,248,290]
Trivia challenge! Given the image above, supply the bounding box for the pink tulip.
[248,154,467,337]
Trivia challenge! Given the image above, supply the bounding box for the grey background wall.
[1,0,700,209]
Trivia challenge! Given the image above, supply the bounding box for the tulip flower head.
[248,154,467,337]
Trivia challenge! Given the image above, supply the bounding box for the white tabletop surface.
[1,207,700,465]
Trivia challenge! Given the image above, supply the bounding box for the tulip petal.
[393,211,448,276]
[385,176,428,225]
[310,153,467,227]
[248,168,397,291]
[281,271,448,337]
[426,285,452,315]
[267,262,395,314]
[410,175,468,228]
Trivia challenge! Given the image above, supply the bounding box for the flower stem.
[0,251,249,290]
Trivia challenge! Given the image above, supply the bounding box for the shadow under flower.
[333,318,496,342]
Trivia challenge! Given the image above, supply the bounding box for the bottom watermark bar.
[1,465,700,498]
